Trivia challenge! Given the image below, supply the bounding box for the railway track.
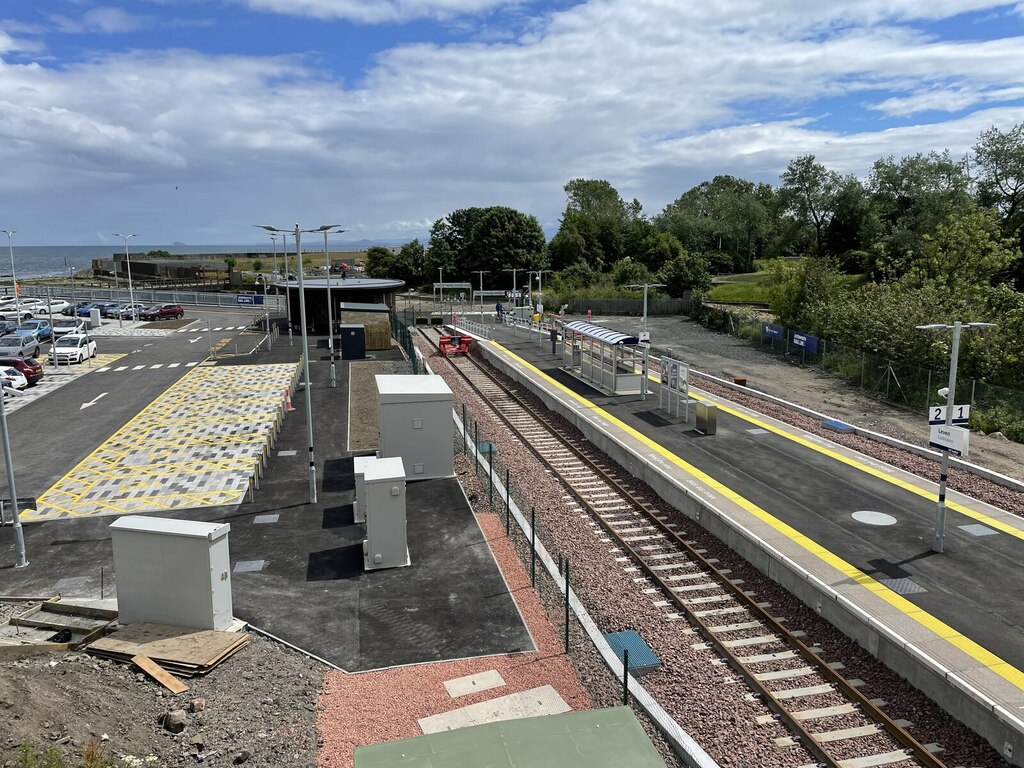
[419,326,947,768]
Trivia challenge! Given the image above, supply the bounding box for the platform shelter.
[561,320,648,396]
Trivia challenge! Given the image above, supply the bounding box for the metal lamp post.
[916,321,995,553]
[264,229,293,347]
[256,223,339,505]
[2,230,18,318]
[113,233,137,324]
[0,385,28,568]
[318,225,345,388]
[625,282,666,337]
[471,270,488,315]
[269,234,280,282]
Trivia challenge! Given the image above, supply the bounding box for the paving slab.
[417,685,571,734]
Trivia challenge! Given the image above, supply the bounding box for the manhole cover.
[851,511,897,526]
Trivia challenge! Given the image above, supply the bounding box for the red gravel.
[315,512,592,768]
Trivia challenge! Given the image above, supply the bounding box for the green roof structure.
[354,707,668,768]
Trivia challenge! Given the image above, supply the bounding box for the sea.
[2,242,393,279]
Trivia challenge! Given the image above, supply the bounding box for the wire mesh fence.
[699,306,1024,441]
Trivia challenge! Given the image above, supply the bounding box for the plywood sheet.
[88,623,248,667]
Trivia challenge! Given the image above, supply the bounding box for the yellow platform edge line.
[488,340,1024,692]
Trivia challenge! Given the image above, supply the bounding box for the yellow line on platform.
[490,340,1024,691]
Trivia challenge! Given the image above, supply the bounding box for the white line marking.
[132,365,145,370]
[96,367,110,372]
[115,366,128,371]
[80,392,108,410]
[150,364,163,369]
[168,363,180,368]
[186,362,199,367]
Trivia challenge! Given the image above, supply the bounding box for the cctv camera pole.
[0,386,28,568]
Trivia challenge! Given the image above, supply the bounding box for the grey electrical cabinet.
[353,454,373,524]
[109,516,233,630]
[361,456,410,571]
[375,374,454,480]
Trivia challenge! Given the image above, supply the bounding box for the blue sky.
[0,0,1023,245]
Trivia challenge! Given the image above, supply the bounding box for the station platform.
[463,320,1024,764]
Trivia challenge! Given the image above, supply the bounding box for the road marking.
[97,367,110,372]
[150,364,163,369]
[80,392,108,410]
[168,363,180,368]
[189,337,202,344]
[132,365,145,371]
[115,366,128,371]
[186,362,199,367]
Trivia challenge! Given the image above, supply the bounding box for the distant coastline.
[2,241,401,279]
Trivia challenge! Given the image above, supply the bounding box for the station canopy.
[563,320,639,346]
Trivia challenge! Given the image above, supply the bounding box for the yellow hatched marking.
[491,341,1024,692]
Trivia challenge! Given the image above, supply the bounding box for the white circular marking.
[852,510,898,526]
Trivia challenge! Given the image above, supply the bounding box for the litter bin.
[90,308,102,329]
[696,402,718,435]
[550,328,558,354]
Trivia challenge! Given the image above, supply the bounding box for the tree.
[780,156,842,257]
[463,206,546,279]
[224,257,237,274]
[910,206,1017,289]
[252,259,263,273]
[550,179,630,271]
[974,122,1024,288]
[658,250,711,298]
[364,246,397,279]
[610,258,652,287]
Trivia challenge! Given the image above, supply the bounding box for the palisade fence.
[700,306,1024,442]
[548,295,690,317]
[391,310,718,767]
[13,286,286,312]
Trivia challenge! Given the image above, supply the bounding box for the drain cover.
[878,577,926,595]
[233,560,266,573]
[852,511,898,526]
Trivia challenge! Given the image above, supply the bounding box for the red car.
[140,304,184,321]
[0,356,44,386]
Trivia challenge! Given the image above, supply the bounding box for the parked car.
[0,333,40,358]
[0,321,17,336]
[0,356,43,385]
[49,333,96,364]
[76,302,110,318]
[33,299,71,316]
[105,302,147,320]
[17,319,52,342]
[140,303,184,321]
[0,367,28,391]
[53,317,87,337]
[0,306,35,322]
[64,301,93,316]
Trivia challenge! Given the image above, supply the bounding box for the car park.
[0,356,43,385]
[53,317,87,337]
[106,302,148,320]
[33,299,71,315]
[49,333,96,364]
[18,319,52,342]
[65,301,93,316]
[0,367,28,391]
[0,333,40,358]
[140,303,184,320]
[76,302,115,318]
[0,321,17,336]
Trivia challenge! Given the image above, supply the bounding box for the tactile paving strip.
[24,362,301,521]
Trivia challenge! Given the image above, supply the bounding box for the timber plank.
[132,654,190,694]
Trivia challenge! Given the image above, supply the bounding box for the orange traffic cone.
[285,387,295,412]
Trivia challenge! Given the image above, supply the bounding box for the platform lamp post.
[318,225,345,388]
[274,231,293,347]
[256,223,332,505]
[1,385,28,568]
[438,267,444,321]
[2,229,18,317]
[112,233,137,325]
[915,321,995,553]
[471,270,488,316]
[624,282,665,337]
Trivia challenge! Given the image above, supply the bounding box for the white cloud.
[0,0,1023,242]
[49,7,149,35]
[236,0,521,24]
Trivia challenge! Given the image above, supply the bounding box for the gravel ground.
[414,333,1011,768]
[0,630,322,768]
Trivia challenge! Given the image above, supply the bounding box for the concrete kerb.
[449,406,720,768]
[477,342,1024,766]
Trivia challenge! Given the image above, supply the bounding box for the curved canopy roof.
[564,320,639,346]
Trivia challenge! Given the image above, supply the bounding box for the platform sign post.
[658,356,690,420]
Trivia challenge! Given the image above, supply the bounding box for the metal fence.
[700,306,1024,442]
[15,286,286,312]
[549,295,690,317]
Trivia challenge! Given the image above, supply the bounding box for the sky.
[0,1,1023,246]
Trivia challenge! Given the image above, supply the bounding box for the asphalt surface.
[1,312,534,671]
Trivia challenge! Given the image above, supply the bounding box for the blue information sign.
[762,323,783,340]
[792,332,818,354]
[236,294,264,305]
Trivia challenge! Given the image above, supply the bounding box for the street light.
[317,225,345,388]
[269,234,280,281]
[915,320,996,553]
[471,270,488,315]
[255,223,337,505]
[0,384,28,568]
[113,233,137,325]
[1,230,18,318]
[624,283,666,338]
